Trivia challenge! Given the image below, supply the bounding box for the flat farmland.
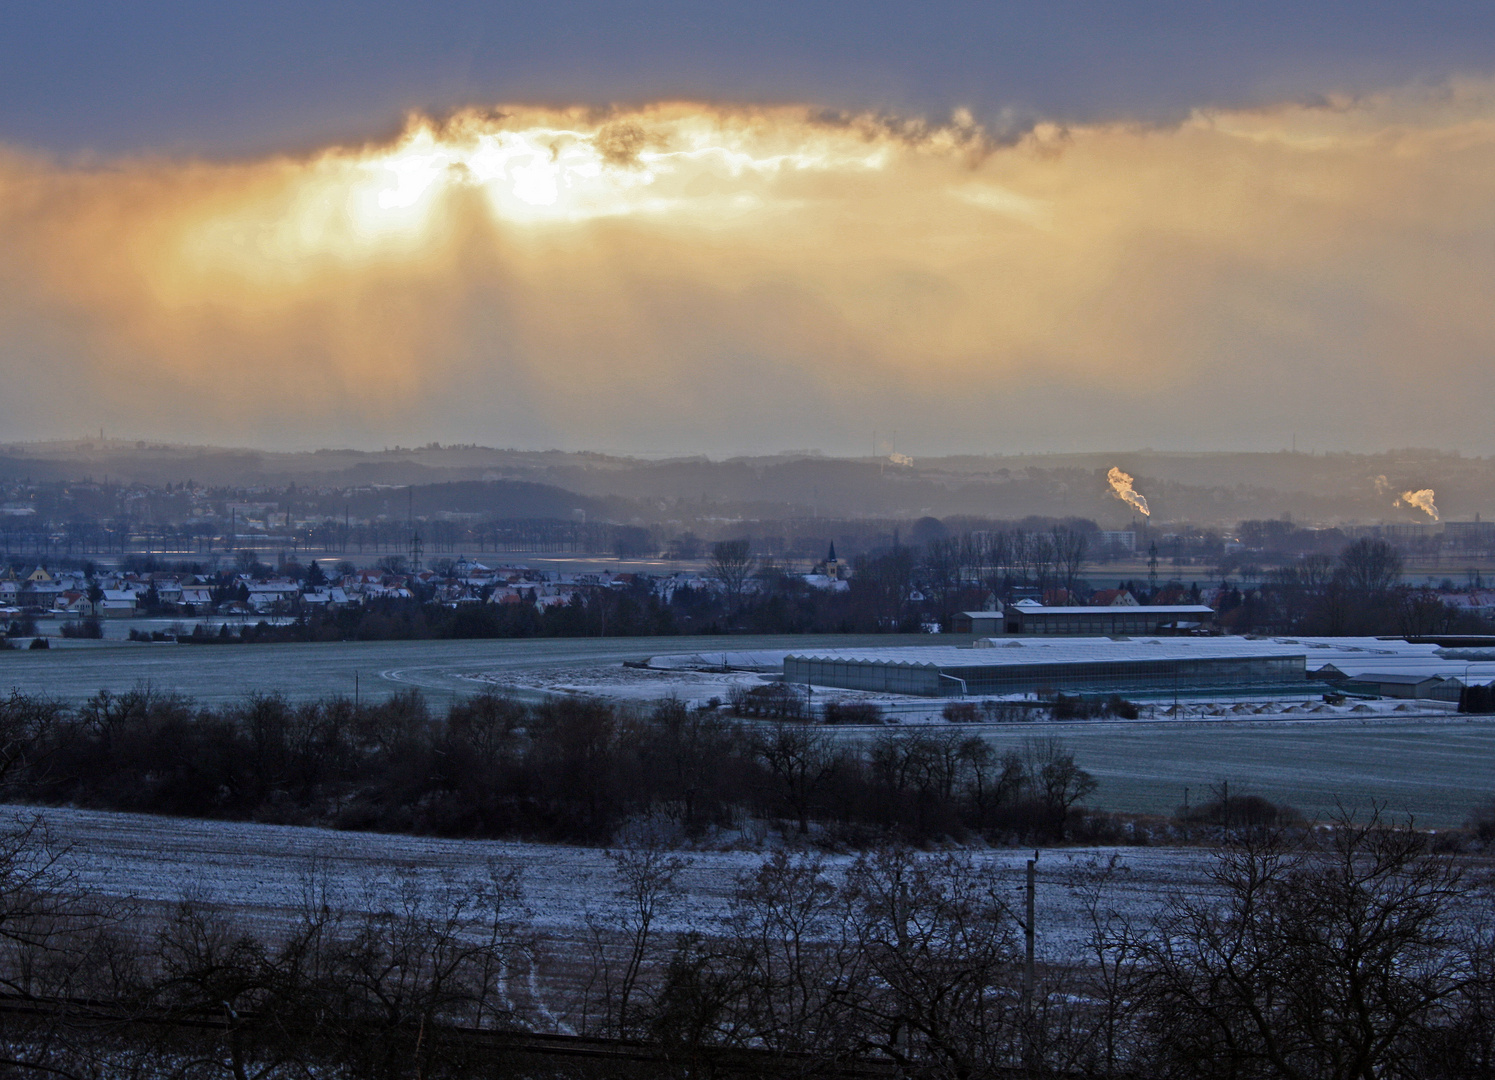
[2,636,1491,826]
[0,634,937,706]
[6,804,1209,966]
[961,715,1495,829]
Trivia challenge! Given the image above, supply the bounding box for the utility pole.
[407,487,423,574]
[1021,850,1039,1072]
[1023,850,1038,1003]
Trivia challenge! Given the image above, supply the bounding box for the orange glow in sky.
[3,88,1495,453]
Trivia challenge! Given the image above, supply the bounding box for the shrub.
[59,617,103,639]
[1466,797,1495,843]
[1176,789,1304,830]
[1050,694,1140,720]
[1459,683,1495,714]
[823,700,884,725]
[27,637,48,649]
[981,700,1031,722]
[941,701,979,723]
[728,682,810,721]
[1050,694,1107,720]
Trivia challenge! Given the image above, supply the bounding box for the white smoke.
[1401,488,1439,521]
[888,453,914,467]
[1107,467,1150,516]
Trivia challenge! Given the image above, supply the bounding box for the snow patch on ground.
[462,665,773,705]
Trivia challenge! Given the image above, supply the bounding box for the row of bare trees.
[921,526,1091,620]
[0,688,1098,846]
[1245,537,1491,635]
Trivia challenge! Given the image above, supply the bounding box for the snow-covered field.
[11,804,1209,964]
[0,633,937,704]
[466,662,770,704]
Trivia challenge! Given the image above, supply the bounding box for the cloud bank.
[3,85,1495,454]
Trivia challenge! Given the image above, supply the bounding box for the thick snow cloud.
[2,86,1494,453]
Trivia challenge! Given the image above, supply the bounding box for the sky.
[3,2,1495,457]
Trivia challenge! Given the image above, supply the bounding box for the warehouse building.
[1337,672,1464,701]
[950,611,1005,635]
[999,603,1216,636]
[783,638,1308,698]
[950,604,1215,637]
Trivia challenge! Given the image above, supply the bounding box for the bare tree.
[754,725,841,836]
[0,693,60,794]
[1398,587,1455,638]
[1025,737,1098,838]
[1135,807,1481,1080]
[1338,537,1404,597]
[922,538,965,625]
[1052,525,1089,597]
[584,836,692,1036]
[722,851,855,1054]
[708,539,755,611]
[839,847,1025,1077]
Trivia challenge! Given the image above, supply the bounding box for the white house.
[98,590,137,618]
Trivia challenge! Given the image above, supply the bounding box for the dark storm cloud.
[4,1,1494,156]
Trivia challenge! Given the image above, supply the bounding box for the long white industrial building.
[782,638,1309,698]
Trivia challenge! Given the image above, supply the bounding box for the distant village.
[1,473,1494,641]
[1,557,684,621]
[4,529,1494,642]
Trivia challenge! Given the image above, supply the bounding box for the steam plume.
[1400,489,1439,521]
[1107,467,1150,516]
[888,453,914,467]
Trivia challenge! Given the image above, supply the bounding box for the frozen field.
[0,634,935,705]
[958,713,1495,828]
[8,804,1210,966]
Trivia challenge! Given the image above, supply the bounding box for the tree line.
[1221,537,1490,636]
[0,688,1101,846]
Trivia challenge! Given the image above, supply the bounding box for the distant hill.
[343,480,630,523]
[0,441,1487,527]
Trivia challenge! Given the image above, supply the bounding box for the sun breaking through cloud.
[4,86,1495,453]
